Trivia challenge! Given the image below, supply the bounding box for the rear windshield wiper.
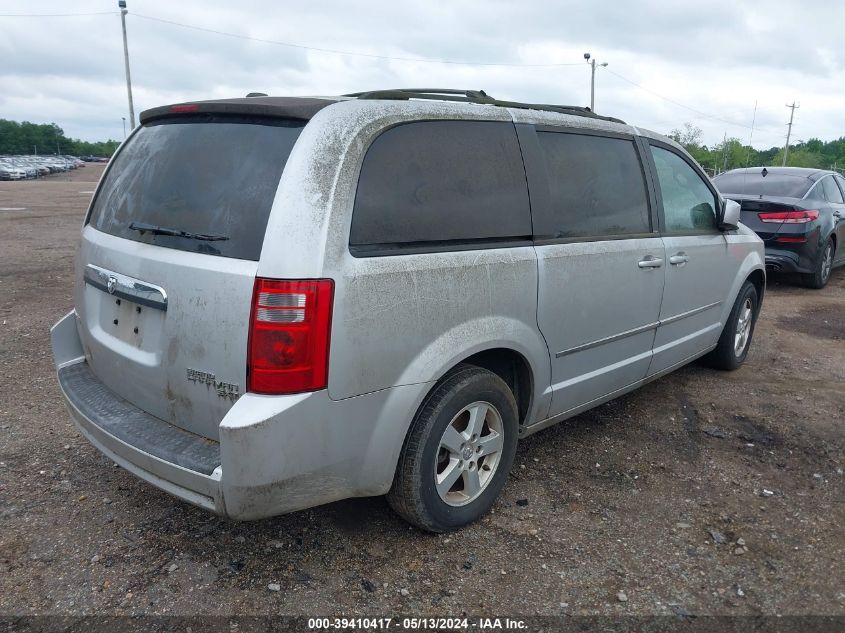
[129,221,229,241]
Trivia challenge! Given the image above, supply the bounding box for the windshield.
[713,172,813,199]
[88,115,305,260]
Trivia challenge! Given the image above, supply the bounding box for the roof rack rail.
[343,88,625,124]
[345,88,496,103]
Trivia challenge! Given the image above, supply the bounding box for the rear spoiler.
[723,194,805,213]
[139,96,337,125]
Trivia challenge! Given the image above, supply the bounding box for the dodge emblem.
[107,275,117,294]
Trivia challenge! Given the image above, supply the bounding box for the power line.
[0,7,808,143]
[0,11,117,17]
[129,12,585,68]
[602,66,763,131]
[122,13,786,134]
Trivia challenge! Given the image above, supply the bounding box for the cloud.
[1,0,842,148]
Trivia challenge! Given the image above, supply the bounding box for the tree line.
[0,119,120,157]
[668,122,845,175]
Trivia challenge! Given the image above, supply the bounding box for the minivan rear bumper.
[51,311,429,519]
[57,361,224,511]
[52,311,224,512]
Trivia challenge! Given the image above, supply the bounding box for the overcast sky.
[2,0,843,149]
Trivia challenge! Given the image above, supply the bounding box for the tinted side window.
[350,121,530,250]
[535,132,651,238]
[650,146,718,233]
[821,176,844,203]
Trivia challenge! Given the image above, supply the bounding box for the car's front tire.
[387,365,518,532]
[802,238,835,289]
[706,280,759,371]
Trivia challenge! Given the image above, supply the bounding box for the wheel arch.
[719,248,766,327]
[375,329,550,498]
[746,267,766,310]
[441,347,535,429]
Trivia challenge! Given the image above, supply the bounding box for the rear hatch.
[77,112,306,440]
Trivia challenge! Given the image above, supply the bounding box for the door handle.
[669,252,689,266]
[638,255,664,269]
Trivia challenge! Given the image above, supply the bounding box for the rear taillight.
[247,278,334,395]
[775,236,807,243]
[758,210,819,224]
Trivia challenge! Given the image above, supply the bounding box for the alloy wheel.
[821,243,833,284]
[434,401,504,507]
[734,298,753,357]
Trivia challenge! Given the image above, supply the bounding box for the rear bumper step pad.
[58,362,220,475]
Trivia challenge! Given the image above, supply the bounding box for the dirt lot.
[0,166,843,620]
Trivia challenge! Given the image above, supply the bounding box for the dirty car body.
[51,92,765,528]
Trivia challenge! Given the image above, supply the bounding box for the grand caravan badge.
[186,368,240,401]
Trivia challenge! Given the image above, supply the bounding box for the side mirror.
[719,198,740,231]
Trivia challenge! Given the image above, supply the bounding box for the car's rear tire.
[386,365,518,532]
[706,281,759,371]
[802,238,834,289]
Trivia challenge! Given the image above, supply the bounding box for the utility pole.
[721,132,729,172]
[782,101,799,166]
[122,117,127,139]
[745,100,758,168]
[584,52,608,112]
[119,1,136,129]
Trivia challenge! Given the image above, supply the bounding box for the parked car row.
[0,154,86,180]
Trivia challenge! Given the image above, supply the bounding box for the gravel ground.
[0,166,843,619]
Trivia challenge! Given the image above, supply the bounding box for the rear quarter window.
[88,115,305,261]
[821,176,844,203]
[349,120,531,254]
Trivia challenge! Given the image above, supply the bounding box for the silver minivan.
[51,90,765,531]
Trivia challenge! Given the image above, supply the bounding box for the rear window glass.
[535,132,651,239]
[350,120,531,252]
[713,172,813,198]
[88,115,305,260]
